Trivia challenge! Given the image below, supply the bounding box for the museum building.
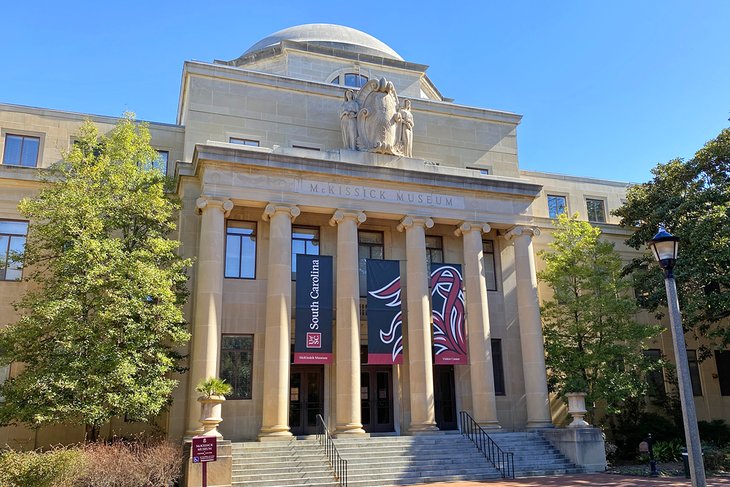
[0,24,725,449]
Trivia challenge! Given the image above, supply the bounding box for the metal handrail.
[316,414,348,486]
[459,410,515,479]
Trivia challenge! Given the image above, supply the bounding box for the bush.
[701,443,729,471]
[699,420,730,446]
[0,447,85,487]
[652,439,682,462]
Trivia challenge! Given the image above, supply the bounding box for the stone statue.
[340,89,358,150]
[398,99,414,158]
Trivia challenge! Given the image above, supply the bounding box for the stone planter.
[198,395,225,437]
[566,392,589,428]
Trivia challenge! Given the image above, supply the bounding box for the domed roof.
[243,24,403,61]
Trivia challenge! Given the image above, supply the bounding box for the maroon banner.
[294,255,333,364]
[430,263,468,365]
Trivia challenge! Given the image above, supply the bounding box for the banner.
[294,254,333,364]
[430,263,468,365]
[366,259,404,364]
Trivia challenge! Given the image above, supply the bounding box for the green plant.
[0,447,85,487]
[196,377,233,398]
[699,420,730,446]
[652,439,682,462]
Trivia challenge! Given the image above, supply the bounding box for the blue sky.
[2,1,728,183]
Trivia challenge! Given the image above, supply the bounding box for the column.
[186,196,233,436]
[455,222,500,429]
[259,203,300,440]
[505,226,553,429]
[398,216,439,433]
[329,209,367,436]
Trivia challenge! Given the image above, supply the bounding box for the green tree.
[538,213,662,418]
[0,115,191,441]
[614,128,730,350]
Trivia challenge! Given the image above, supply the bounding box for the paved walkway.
[397,474,730,486]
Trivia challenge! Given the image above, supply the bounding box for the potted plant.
[564,376,590,428]
[196,377,232,437]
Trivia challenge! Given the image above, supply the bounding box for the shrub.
[699,420,730,446]
[0,447,85,487]
[701,443,728,471]
[652,439,682,462]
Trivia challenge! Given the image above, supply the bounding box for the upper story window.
[230,137,259,147]
[292,226,320,280]
[586,198,606,223]
[644,349,665,397]
[0,220,28,281]
[3,134,40,167]
[152,150,169,175]
[331,73,369,88]
[687,349,702,396]
[358,230,384,296]
[482,239,498,291]
[547,195,567,219]
[425,235,444,266]
[292,145,320,151]
[491,339,506,395]
[225,221,256,279]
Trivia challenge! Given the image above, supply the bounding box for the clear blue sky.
[2,1,728,183]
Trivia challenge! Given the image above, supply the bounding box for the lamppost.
[648,227,706,487]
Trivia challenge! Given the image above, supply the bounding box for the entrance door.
[289,365,324,436]
[361,366,394,433]
[434,365,458,430]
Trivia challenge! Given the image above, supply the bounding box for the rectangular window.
[586,198,606,223]
[292,145,320,151]
[3,134,40,167]
[716,351,730,396]
[229,137,259,147]
[482,240,498,291]
[547,195,567,219]
[220,335,253,400]
[292,226,320,280]
[687,350,702,396]
[492,339,506,395]
[644,349,665,397]
[466,166,489,175]
[0,220,28,281]
[225,221,256,279]
[425,235,444,266]
[358,230,384,297]
[152,150,169,175]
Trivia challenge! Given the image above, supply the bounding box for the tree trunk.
[85,423,100,443]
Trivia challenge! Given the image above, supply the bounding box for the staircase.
[489,431,583,477]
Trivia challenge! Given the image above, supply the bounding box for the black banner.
[430,263,468,365]
[366,259,403,364]
[294,254,333,364]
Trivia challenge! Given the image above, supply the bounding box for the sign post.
[192,435,217,487]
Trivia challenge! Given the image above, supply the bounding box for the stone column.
[455,222,500,429]
[398,216,439,433]
[504,226,553,429]
[329,209,367,436]
[187,196,233,436]
[259,203,300,440]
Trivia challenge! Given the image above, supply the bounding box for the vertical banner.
[294,254,333,364]
[430,263,468,365]
[366,259,404,364]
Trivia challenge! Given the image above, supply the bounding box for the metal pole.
[664,275,706,487]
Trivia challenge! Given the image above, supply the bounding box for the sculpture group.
[340,77,414,157]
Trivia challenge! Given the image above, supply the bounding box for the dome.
[243,24,403,61]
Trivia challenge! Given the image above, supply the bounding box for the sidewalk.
[398,474,730,486]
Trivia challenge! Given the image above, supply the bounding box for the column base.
[408,423,440,435]
[334,423,367,437]
[526,420,555,430]
[258,426,293,441]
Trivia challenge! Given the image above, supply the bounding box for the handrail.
[316,414,348,486]
[459,411,515,479]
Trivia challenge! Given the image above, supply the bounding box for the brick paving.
[397,473,730,486]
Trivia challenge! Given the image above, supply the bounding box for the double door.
[289,365,324,436]
[361,366,394,433]
[434,365,458,430]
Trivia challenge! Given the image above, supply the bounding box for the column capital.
[454,222,491,237]
[397,215,434,232]
[329,209,366,227]
[196,196,234,217]
[262,203,300,222]
[504,225,541,241]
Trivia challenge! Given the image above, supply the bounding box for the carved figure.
[339,90,359,150]
[398,99,414,157]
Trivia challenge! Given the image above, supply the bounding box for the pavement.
[397,474,730,486]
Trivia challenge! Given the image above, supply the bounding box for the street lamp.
[648,226,706,487]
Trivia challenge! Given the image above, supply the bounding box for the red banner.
[430,264,468,365]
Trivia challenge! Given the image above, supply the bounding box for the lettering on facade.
[302,180,465,210]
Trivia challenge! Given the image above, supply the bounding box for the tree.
[538,213,662,418]
[0,115,191,441]
[614,128,730,350]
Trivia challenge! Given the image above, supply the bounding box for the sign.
[639,441,649,453]
[192,435,217,463]
[366,259,404,364]
[431,264,468,365]
[294,255,333,364]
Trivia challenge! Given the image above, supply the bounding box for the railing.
[459,410,515,479]
[316,414,348,486]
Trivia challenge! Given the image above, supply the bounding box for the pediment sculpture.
[339,77,414,157]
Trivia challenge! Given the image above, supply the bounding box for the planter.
[566,392,589,428]
[198,394,226,437]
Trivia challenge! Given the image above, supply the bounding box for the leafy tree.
[0,115,191,441]
[614,128,730,350]
[538,213,662,418]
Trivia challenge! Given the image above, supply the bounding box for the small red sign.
[307,332,322,348]
[192,435,217,463]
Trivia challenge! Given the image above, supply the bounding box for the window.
[292,145,320,151]
[225,221,256,279]
[492,339,506,395]
[292,226,320,280]
[358,230,384,296]
[425,235,444,266]
[3,134,40,167]
[0,220,28,281]
[687,350,702,396]
[152,150,168,175]
[229,137,259,147]
[220,335,253,400]
[331,73,369,88]
[466,166,489,175]
[547,195,567,219]
[0,364,9,401]
[586,198,606,223]
[482,240,498,291]
[644,349,665,397]
[716,351,730,396]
